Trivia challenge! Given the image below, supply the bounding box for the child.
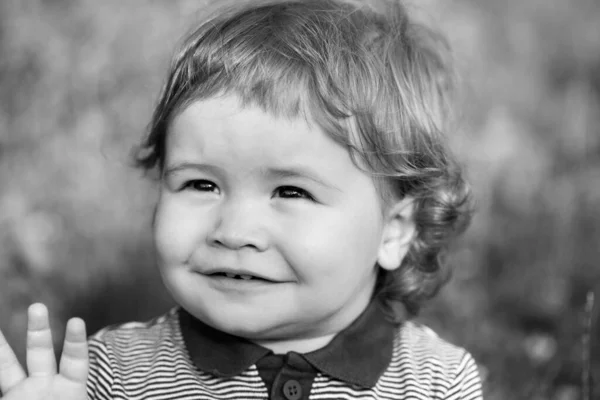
[0,0,483,399]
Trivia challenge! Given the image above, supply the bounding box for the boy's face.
[155,95,404,346]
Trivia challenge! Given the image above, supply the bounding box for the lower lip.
[201,274,282,291]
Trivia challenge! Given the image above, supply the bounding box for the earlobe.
[377,197,416,271]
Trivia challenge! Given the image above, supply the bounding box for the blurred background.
[0,0,599,398]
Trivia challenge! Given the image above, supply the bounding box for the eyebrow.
[265,167,341,192]
[163,162,225,177]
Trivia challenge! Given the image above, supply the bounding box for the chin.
[210,311,286,339]
[178,299,278,337]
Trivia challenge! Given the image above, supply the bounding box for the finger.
[59,317,88,384]
[0,326,27,393]
[26,303,57,377]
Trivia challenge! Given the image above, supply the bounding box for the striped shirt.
[87,306,483,399]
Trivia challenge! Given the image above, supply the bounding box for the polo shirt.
[179,300,397,399]
[87,301,483,399]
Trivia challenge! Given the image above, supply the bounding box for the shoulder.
[385,320,482,399]
[89,307,181,346]
[86,307,197,399]
[86,308,187,377]
[87,307,185,365]
[395,320,470,364]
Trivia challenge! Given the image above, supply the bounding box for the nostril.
[208,235,264,251]
[207,221,268,252]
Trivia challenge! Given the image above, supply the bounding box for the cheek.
[282,205,383,281]
[154,197,205,263]
[347,206,385,257]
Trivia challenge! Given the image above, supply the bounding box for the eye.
[274,186,315,201]
[181,179,219,193]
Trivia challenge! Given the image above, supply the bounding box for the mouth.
[207,272,275,282]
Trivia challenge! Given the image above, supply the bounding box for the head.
[136,0,472,344]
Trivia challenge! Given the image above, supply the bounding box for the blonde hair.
[135,0,472,318]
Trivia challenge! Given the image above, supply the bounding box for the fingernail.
[28,303,47,317]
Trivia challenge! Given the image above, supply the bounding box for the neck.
[252,332,337,354]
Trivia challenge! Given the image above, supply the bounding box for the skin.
[0,94,415,398]
[156,95,415,353]
[0,304,88,400]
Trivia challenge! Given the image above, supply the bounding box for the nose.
[207,198,269,252]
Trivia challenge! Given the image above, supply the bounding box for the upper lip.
[200,267,281,282]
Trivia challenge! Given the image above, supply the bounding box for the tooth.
[225,273,236,278]
[239,275,253,280]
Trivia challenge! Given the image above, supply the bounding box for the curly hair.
[134,0,473,319]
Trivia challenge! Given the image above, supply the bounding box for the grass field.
[1,0,599,398]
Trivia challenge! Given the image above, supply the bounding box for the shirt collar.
[179,299,398,388]
[302,300,397,388]
[179,310,271,377]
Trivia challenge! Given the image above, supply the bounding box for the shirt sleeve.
[86,336,115,400]
[442,351,484,400]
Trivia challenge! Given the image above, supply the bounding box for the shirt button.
[282,379,302,400]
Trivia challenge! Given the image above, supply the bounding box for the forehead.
[166,95,350,167]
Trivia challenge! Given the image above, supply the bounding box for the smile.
[209,272,271,281]
[201,270,287,292]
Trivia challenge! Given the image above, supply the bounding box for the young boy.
[0,0,483,399]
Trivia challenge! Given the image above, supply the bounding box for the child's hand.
[0,304,88,400]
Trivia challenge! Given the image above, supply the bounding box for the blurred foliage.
[0,0,599,399]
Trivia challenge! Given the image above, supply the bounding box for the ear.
[377,196,416,271]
